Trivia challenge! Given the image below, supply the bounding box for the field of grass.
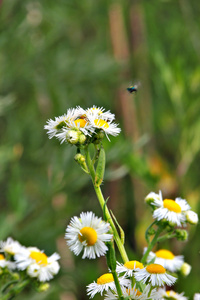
[0,0,200,299]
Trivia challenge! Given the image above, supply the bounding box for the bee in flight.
[127,82,140,94]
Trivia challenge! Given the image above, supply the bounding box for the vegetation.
[0,0,199,299]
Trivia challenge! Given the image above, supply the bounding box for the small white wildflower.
[134,263,177,287]
[65,212,113,259]
[145,248,184,272]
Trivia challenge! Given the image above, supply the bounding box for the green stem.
[85,147,129,263]
[1,281,19,293]
[145,220,157,243]
[0,279,30,300]
[141,225,164,264]
[112,271,124,300]
[157,232,176,243]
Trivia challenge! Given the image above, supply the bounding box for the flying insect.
[127,82,140,94]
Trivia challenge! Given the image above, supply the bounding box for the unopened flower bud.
[180,262,192,276]
[185,210,198,225]
[66,130,80,144]
[79,134,86,145]
[144,192,159,206]
[11,272,20,280]
[37,283,50,292]
[74,153,85,164]
[175,229,188,241]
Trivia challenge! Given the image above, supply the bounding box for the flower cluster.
[70,191,198,299]
[145,191,198,227]
[44,106,121,145]
[0,237,60,283]
[45,107,199,300]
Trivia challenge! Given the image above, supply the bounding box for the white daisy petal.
[145,248,184,272]
[147,191,191,226]
[105,283,160,300]
[116,260,144,277]
[134,263,177,287]
[65,211,112,259]
[157,288,188,300]
[0,254,16,270]
[87,273,129,298]
[0,237,24,255]
[14,247,60,282]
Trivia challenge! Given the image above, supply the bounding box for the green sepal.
[94,146,105,187]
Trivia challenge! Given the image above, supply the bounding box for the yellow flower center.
[97,273,114,285]
[165,291,177,299]
[74,119,87,128]
[94,119,109,129]
[78,227,98,246]
[163,199,181,213]
[88,108,102,115]
[0,254,5,260]
[29,251,48,266]
[124,260,144,270]
[155,249,175,260]
[126,288,142,296]
[146,263,166,274]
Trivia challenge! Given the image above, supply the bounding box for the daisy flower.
[0,237,23,255]
[85,106,115,122]
[134,263,177,287]
[65,211,113,259]
[14,247,60,282]
[145,248,184,272]
[116,260,144,277]
[87,273,129,298]
[194,294,200,300]
[56,116,94,144]
[0,254,16,270]
[105,283,159,300]
[157,288,188,300]
[87,114,121,140]
[149,191,191,226]
[44,107,83,138]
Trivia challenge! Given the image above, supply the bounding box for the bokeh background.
[0,0,200,299]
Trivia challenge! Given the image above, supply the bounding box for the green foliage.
[0,0,200,298]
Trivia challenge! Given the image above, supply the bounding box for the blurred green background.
[0,0,200,299]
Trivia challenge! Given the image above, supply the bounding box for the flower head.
[148,191,191,226]
[14,247,60,282]
[87,273,129,298]
[0,254,16,270]
[45,106,121,144]
[157,288,188,300]
[0,237,23,255]
[105,283,159,300]
[194,294,200,300]
[134,263,177,287]
[85,105,115,122]
[65,211,113,259]
[87,114,120,141]
[145,248,184,272]
[116,260,144,277]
